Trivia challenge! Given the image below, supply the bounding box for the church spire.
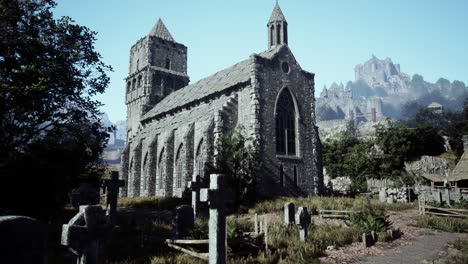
[267,1,288,48]
[149,18,175,42]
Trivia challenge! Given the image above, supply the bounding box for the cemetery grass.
[150,223,362,264]
[248,196,416,215]
[413,215,468,233]
[113,196,188,210]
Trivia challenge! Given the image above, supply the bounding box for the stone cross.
[188,174,203,218]
[172,205,195,239]
[0,216,47,264]
[62,205,112,264]
[200,174,226,264]
[102,171,125,226]
[295,206,311,242]
[284,202,295,226]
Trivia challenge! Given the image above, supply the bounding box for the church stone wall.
[254,48,322,197]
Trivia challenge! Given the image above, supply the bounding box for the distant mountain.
[100,113,126,147]
[317,56,467,120]
[100,113,126,168]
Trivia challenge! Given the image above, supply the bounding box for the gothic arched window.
[158,148,166,190]
[165,58,171,69]
[175,144,184,188]
[142,153,148,191]
[276,24,281,45]
[293,165,298,187]
[195,139,205,178]
[275,88,296,155]
[270,25,275,46]
[279,164,284,187]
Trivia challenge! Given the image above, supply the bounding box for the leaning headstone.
[200,174,226,264]
[62,205,112,264]
[188,174,203,218]
[70,183,100,209]
[295,207,311,242]
[102,171,125,226]
[371,231,376,242]
[284,202,295,226]
[379,188,387,203]
[172,205,195,239]
[254,214,259,235]
[0,216,47,264]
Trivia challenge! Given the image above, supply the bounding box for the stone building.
[120,3,323,198]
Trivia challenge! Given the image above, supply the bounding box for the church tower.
[125,19,189,140]
[267,2,288,49]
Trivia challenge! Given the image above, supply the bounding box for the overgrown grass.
[413,215,468,233]
[116,196,187,210]
[248,196,415,215]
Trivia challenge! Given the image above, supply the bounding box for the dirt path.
[319,209,468,264]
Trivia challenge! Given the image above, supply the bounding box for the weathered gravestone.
[284,202,295,226]
[188,174,203,218]
[172,205,195,239]
[70,183,100,209]
[200,174,226,264]
[102,171,125,226]
[295,207,311,242]
[0,216,47,264]
[62,205,112,264]
[379,188,387,203]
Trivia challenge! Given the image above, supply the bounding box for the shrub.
[346,211,392,232]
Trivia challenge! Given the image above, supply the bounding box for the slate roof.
[268,2,286,23]
[149,19,174,41]
[451,150,468,181]
[142,58,253,121]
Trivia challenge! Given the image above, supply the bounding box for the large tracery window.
[276,88,296,155]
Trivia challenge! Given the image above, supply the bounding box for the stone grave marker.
[295,207,311,242]
[62,205,112,264]
[70,183,100,209]
[200,174,226,264]
[0,216,47,264]
[284,202,295,226]
[173,205,195,239]
[188,174,203,218]
[102,171,125,226]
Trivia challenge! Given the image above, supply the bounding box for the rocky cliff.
[317,55,467,122]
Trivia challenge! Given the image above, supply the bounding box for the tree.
[211,126,260,209]
[0,0,111,156]
[0,0,111,220]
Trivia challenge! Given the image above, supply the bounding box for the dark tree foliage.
[0,0,111,221]
[211,126,260,209]
[323,120,445,192]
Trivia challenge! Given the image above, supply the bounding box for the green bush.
[346,211,392,232]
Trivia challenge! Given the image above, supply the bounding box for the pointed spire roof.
[149,18,174,41]
[268,1,286,23]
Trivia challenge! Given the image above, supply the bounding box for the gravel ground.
[319,209,468,264]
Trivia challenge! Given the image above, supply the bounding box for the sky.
[53,0,468,123]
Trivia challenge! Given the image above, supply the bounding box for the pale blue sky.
[54,0,468,123]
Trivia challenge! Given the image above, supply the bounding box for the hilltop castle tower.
[125,19,189,140]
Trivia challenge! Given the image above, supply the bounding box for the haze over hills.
[100,113,126,167]
[317,56,467,121]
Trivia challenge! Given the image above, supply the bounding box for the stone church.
[120,3,323,198]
